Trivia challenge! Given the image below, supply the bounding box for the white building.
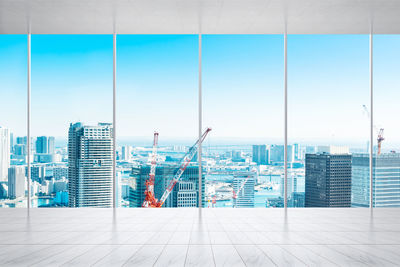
[68,122,113,207]
[233,172,256,208]
[8,166,25,199]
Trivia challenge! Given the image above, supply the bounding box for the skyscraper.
[252,145,269,165]
[8,166,25,199]
[0,127,10,182]
[352,153,400,207]
[48,137,55,154]
[129,164,205,208]
[68,122,113,208]
[305,153,352,207]
[35,136,55,154]
[36,136,48,154]
[270,144,294,164]
[120,145,131,161]
[34,136,55,163]
[233,172,255,208]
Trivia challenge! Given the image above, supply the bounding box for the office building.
[129,164,205,208]
[120,145,132,161]
[0,127,10,182]
[280,173,300,198]
[252,145,269,165]
[53,166,68,180]
[232,172,255,208]
[352,153,400,207]
[177,181,198,207]
[8,166,25,199]
[35,136,55,163]
[13,144,26,156]
[10,132,13,153]
[293,143,299,160]
[270,144,294,164]
[68,122,113,207]
[36,136,48,154]
[289,192,305,207]
[305,154,352,207]
[35,136,55,154]
[29,165,46,183]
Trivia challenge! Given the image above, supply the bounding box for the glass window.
[0,35,27,208]
[31,35,113,207]
[203,35,284,208]
[374,35,400,207]
[288,35,369,208]
[117,35,198,208]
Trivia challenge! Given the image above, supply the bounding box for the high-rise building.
[252,145,269,165]
[129,164,205,208]
[16,136,27,146]
[120,145,131,161]
[29,165,46,183]
[13,144,26,156]
[34,136,55,163]
[53,166,68,180]
[48,137,55,154]
[68,122,113,208]
[36,136,48,154]
[35,136,55,154]
[14,136,34,161]
[270,145,294,164]
[10,132,13,153]
[305,153,352,207]
[289,192,305,207]
[0,127,10,182]
[232,172,255,208]
[352,153,400,207]
[8,166,25,199]
[293,143,299,160]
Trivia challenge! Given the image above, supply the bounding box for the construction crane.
[212,195,217,208]
[232,175,252,208]
[362,105,385,155]
[144,127,212,208]
[142,132,159,207]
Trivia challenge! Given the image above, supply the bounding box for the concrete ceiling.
[0,0,399,34]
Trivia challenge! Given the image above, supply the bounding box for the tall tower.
[305,153,352,207]
[8,166,25,199]
[36,136,48,154]
[0,127,10,182]
[352,153,400,207]
[68,122,113,207]
[252,145,268,165]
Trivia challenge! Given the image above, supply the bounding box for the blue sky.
[0,34,399,148]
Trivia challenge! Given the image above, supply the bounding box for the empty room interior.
[0,0,400,266]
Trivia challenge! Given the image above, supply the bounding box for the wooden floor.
[0,208,399,266]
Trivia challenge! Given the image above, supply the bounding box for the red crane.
[142,132,159,207]
[144,127,212,208]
